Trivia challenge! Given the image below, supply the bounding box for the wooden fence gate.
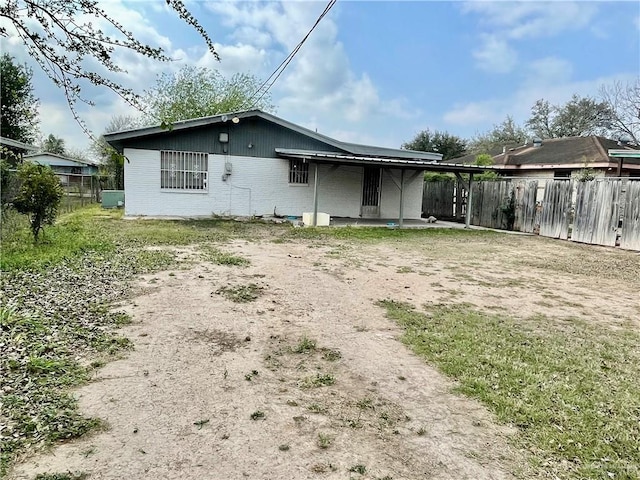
[620,181,640,250]
[422,181,456,218]
[514,180,538,233]
[539,180,573,240]
[571,180,621,247]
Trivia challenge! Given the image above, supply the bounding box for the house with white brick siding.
[104,110,487,223]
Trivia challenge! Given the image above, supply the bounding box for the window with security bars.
[160,151,208,191]
[289,159,309,184]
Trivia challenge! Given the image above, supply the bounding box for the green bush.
[13,162,64,242]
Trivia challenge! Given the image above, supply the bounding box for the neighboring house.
[24,152,99,186]
[450,136,640,178]
[104,109,481,220]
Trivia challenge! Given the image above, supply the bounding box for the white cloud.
[462,1,599,75]
[462,2,599,40]
[205,1,418,136]
[473,35,518,73]
[523,57,574,87]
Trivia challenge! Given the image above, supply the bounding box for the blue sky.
[3,1,639,154]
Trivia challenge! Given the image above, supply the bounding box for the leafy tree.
[0,54,39,144]
[600,79,640,145]
[13,162,64,242]
[41,134,66,155]
[526,95,613,139]
[474,153,494,166]
[91,116,138,190]
[140,66,275,126]
[468,116,528,154]
[402,129,466,160]
[0,0,218,133]
[526,99,554,139]
[473,154,500,180]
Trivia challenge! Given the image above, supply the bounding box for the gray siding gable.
[113,117,346,158]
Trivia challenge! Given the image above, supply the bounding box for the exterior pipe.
[465,172,474,228]
[399,169,405,228]
[313,162,319,227]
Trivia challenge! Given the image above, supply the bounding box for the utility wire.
[245,0,337,110]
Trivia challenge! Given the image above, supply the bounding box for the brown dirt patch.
[8,234,639,479]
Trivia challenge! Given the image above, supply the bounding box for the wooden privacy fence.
[620,181,640,250]
[422,177,640,251]
[539,178,640,250]
[572,180,621,247]
[468,179,539,232]
[539,180,572,240]
[422,181,456,219]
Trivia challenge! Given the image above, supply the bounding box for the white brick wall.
[124,148,424,219]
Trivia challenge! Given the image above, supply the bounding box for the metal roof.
[0,136,37,152]
[24,152,100,167]
[609,149,640,158]
[103,109,442,161]
[275,148,497,173]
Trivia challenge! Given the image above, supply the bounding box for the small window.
[161,150,208,191]
[289,159,309,184]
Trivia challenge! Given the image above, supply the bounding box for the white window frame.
[160,150,208,192]
[289,159,309,185]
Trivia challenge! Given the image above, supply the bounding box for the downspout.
[465,172,474,228]
[312,162,319,227]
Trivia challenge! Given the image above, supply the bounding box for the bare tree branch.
[0,0,219,138]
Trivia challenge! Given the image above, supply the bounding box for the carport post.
[398,169,405,228]
[312,162,319,227]
[465,172,474,228]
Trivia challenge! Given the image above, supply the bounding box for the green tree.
[41,134,66,155]
[468,116,527,154]
[473,154,500,180]
[0,54,39,144]
[13,162,64,242]
[140,66,274,126]
[402,129,467,160]
[526,95,613,139]
[600,79,640,145]
[91,115,138,190]
[1,0,218,133]
[474,153,494,166]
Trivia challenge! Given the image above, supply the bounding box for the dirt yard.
[8,232,640,479]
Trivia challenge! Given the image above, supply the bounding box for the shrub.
[13,162,63,242]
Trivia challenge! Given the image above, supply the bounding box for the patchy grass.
[200,245,250,266]
[378,300,640,479]
[300,373,336,389]
[0,207,113,271]
[317,433,333,449]
[215,283,263,303]
[284,225,500,243]
[292,336,317,354]
[250,410,266,421]
[33,473,88,480]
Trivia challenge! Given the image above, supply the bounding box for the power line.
[245,0,337,110]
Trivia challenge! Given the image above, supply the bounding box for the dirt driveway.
[9,233,639,479]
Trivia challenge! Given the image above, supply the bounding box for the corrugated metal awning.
[275,148,497,174]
